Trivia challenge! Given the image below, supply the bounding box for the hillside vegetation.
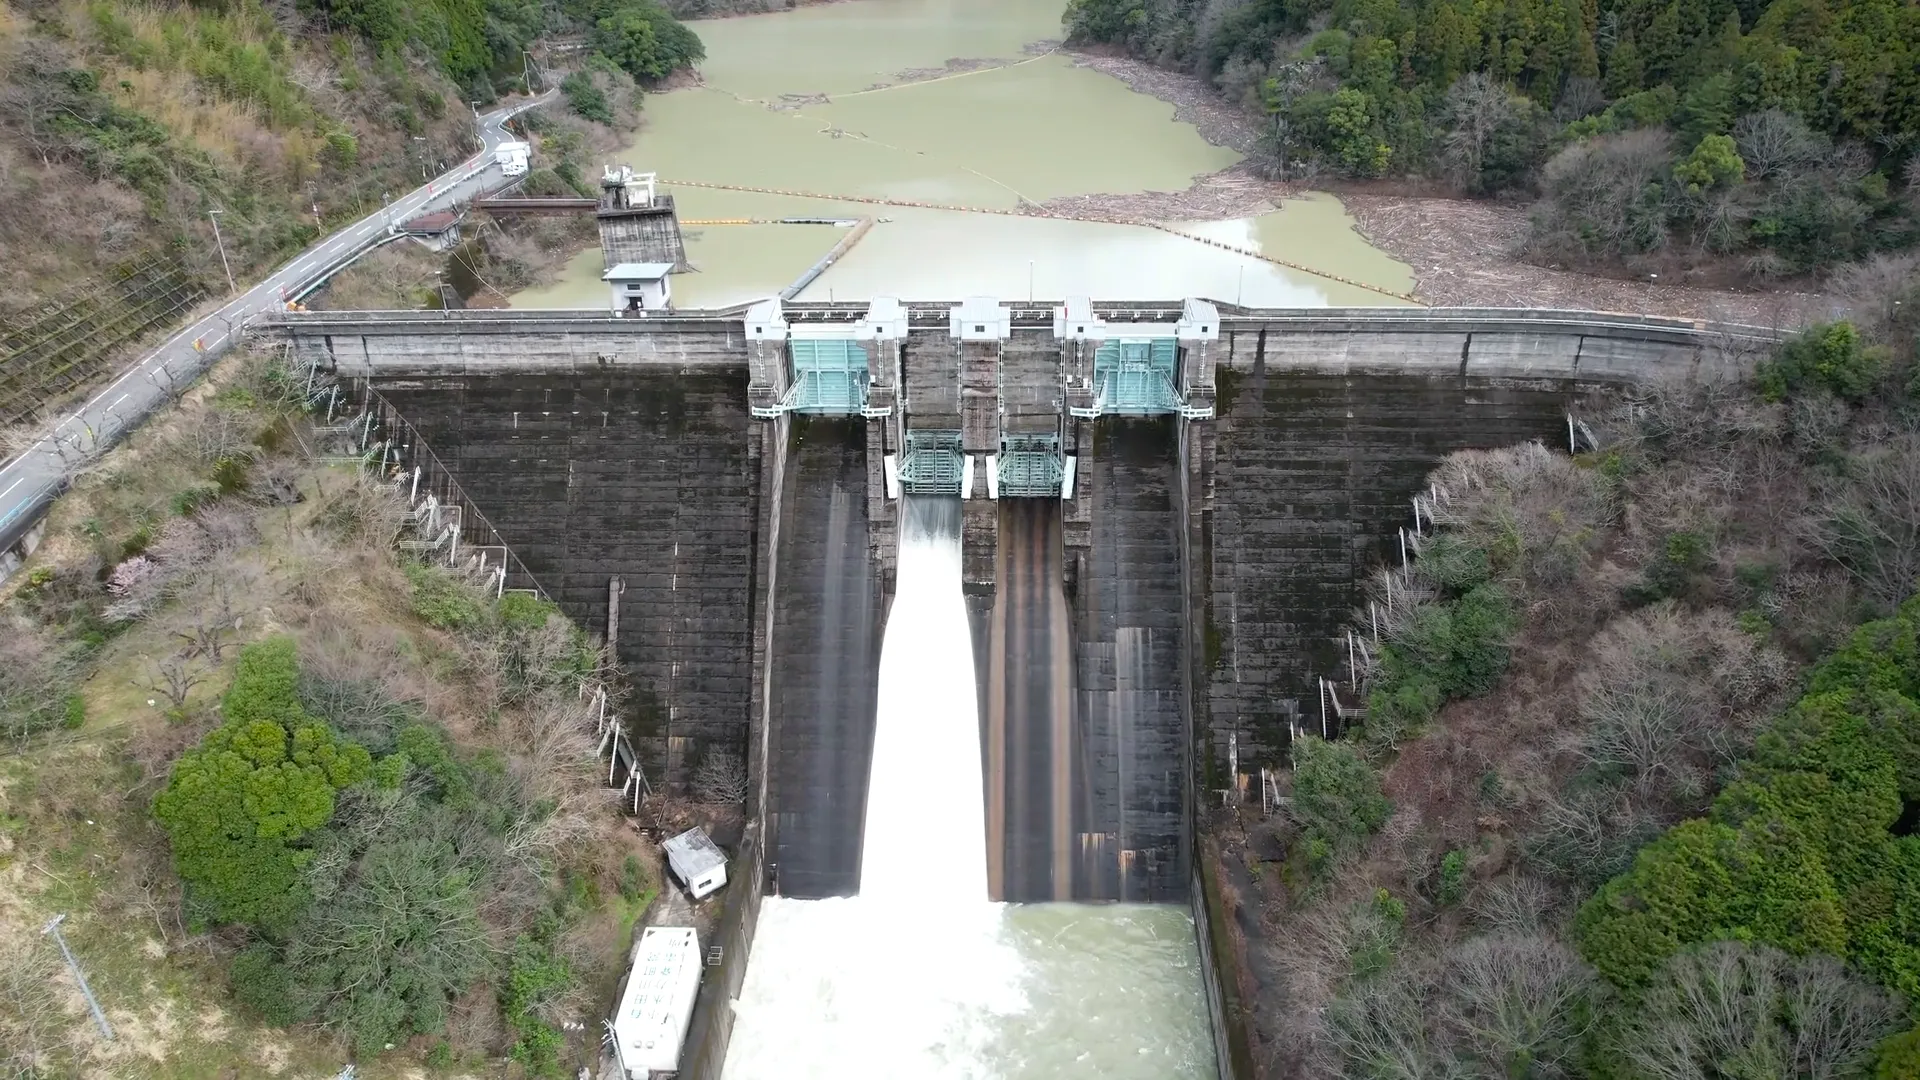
[0,0,698,424]
[0,348,657,1077]
[1226,245,1920,1074]
[1064,0,1920,279]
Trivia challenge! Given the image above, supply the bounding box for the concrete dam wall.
[761,417,882,898]
[365,367,758,786]
[280,300,1775,912]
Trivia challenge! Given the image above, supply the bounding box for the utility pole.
[381,192,392,233]
[42,915,112,1041]
[207,208,236,296]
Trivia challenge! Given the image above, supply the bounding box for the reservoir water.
[721,498,1213,1080]
[508,0,1414,308]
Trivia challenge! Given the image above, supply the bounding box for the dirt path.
[1069,48,1830,325]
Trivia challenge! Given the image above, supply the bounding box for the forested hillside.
[1221,239,1920,1076]
[1065,0,1920,277]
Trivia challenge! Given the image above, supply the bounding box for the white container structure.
[493,140,530,176]
[662,827,728,900]
[612,926,703,1077]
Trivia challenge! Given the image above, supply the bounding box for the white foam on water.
[722,497,1027,1080]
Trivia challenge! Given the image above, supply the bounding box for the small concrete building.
[662,827,728,900]
[604,262,674,315]
[611,926,702,1077]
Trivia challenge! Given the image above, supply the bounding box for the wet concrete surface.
[764,418,883,898]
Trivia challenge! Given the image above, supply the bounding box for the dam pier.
[272,298,1772,1076]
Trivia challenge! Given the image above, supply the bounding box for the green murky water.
[508,0,1413,309]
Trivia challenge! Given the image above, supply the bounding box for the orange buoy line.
[657,178,1422,305]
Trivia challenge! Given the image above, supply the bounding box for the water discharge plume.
[723,496,1027,1080]
[861,496,992,901]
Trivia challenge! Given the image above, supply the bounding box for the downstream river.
[509,0,1413,308]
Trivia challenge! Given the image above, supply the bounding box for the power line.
[42,914,112,1041]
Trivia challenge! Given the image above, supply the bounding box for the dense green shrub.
[222,636,306,726]
[561,70,613,123]
[1575,597,1920,995]
[1364,544,1516,745]
[1291,736,1391,869]
[619,853,650,903]
[1879,1026,1920,1079]
[229,943,300,1025]
[503,937,572,1076]
[1437,850,1468,906]
[283,798,492,1055]
[154,639,374,931]
[1623,530,1713,606]
[582,0,705,82]
[1759,321,1891,403]
[406,562,488,631]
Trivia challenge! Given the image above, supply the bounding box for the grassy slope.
[0,350,657,1077]
[0,0,482,313]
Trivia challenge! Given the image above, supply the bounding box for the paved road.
[0,92,555,559]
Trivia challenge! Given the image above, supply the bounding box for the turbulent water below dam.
[721,498,1213,1080]
[509,0,1413,308]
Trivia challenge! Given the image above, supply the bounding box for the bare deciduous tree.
[167,562,265,662]
[693,750,749,804]
[1468,874,1560,933]
[1620,944,1901,1080]
[1426,442,1612,592]
[146,654,209,711]
[1799,433,1920,611]
[1827,251,1920,335]
[1553,76,1607,122]
[1733,109,1828,182]
[1441,73,1515,192]
[1530,128,1677,260]
[1438,933,1596,1078]
[1569,604,1785,812]
[1325,974,1448,1080]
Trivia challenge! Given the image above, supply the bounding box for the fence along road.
[0,91,556,566]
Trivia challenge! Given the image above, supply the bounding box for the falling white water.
[721,497,1215,1080]
[860,497,997,904]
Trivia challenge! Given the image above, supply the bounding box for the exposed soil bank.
[1070,48,1831,325]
